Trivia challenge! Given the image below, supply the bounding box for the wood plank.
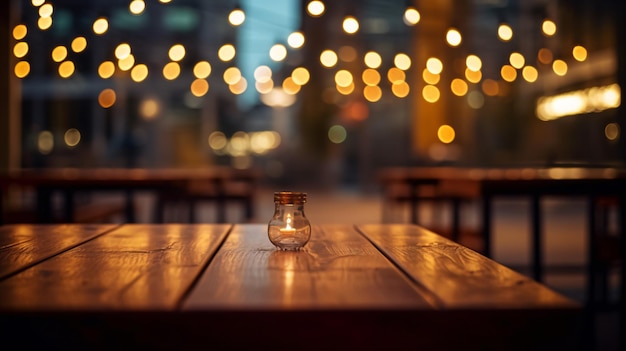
[184,224,434,309]
[0,224,231,310]
[0,224,119,280]
[356,224,580,309]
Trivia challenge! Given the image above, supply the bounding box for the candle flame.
[285,214,293,230]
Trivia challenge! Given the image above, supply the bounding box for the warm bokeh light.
[342,16,359,34]
[37,131,54,155]
[450,78,468,96]
[250,131,281,154]
[118,54,135,71]
[190,78,209,97]
[552,59,568,76]
[224,67,242,85]
[500,65,517,82]
[536,84,621,121]
[71,36,87,53]
[335,70,353,87]
[364,51,382,69]
[282,77,301,95]
[38,16,52,30]
[466,54,482,72]
[306,0,325,17]
[13,42,29,58]
[362,69,381,86]
[193,61,212,79]
[403,7,420,26]
[537,48,553,65]
[14,61,30,78]
[572,46,588,62]
[446,28,462,46]
[229,77,248,95]
[140,98,160,119]
[422,69,440,85]
[255,79,274,94]
[465,68,482,83]
[467,91,484,109]
[498,23,513,41]
[229,8,245,26]
[254,65,272,82]
[522,66,538,82]
[437,125,455,143]
[58,61,75,78]
[115,43,131,60]
[339,46,357,62]
[287,32,305,48]
[394,53,411,70]
[422,85,440,103]
[64,128,81,147]
[129,0,146,15]
[482,79,499,96]
[605,123,620,141]
[98,88,116,108]
[163,62,181,80]
[391,81,410,98]
[363,86,382,102]
[208,131,228,150]
[328,125,347,144]
[169,44,186,61]
[51,46,67,62]
[320,50,338,67]
[39,3,53,17]
[426,57,443,75]
[13,24,27,40]
[32,0,46,7]
[337,82,355,96]
[218,44,236,61]
[98,61,115,79]
[130,64,148,82]
[291,67,310,85]
[509,52,525,69]
[93,17,109,35]
[387,67,405,83]
[269,44,287,61]
[542,19,557,36]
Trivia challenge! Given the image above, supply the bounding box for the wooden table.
[0,167,260,224]
[0,223,581,350]
[378,166,626,281]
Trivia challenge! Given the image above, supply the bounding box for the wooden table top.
[0,223,582,350]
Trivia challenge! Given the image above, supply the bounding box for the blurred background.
[1,1,624,348]
[1,0,624,189]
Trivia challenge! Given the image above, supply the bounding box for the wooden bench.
[154,178,257,223]
[1,199,127,224]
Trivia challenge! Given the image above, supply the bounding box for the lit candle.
[280,214,296,235]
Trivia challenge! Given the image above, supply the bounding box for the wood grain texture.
[184,224,433,309]
[0,224,118,279]
[0,224,231,310]
[357,224,580,309]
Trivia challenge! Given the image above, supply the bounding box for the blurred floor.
[128,185,620,350]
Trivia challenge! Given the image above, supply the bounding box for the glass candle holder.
[268,191,311,250]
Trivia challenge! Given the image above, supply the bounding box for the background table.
[0,167,260,224]
[0,223,581,350]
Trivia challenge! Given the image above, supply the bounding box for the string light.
[446,28,462,46]
[229,7,246,26]
[497,24,513,41]
[403,7,420,26]
[343,16,359,34]
[306,1,325,17]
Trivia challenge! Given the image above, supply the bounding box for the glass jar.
[268,191,311,250]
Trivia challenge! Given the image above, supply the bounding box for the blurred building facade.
[1,0,624,189]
